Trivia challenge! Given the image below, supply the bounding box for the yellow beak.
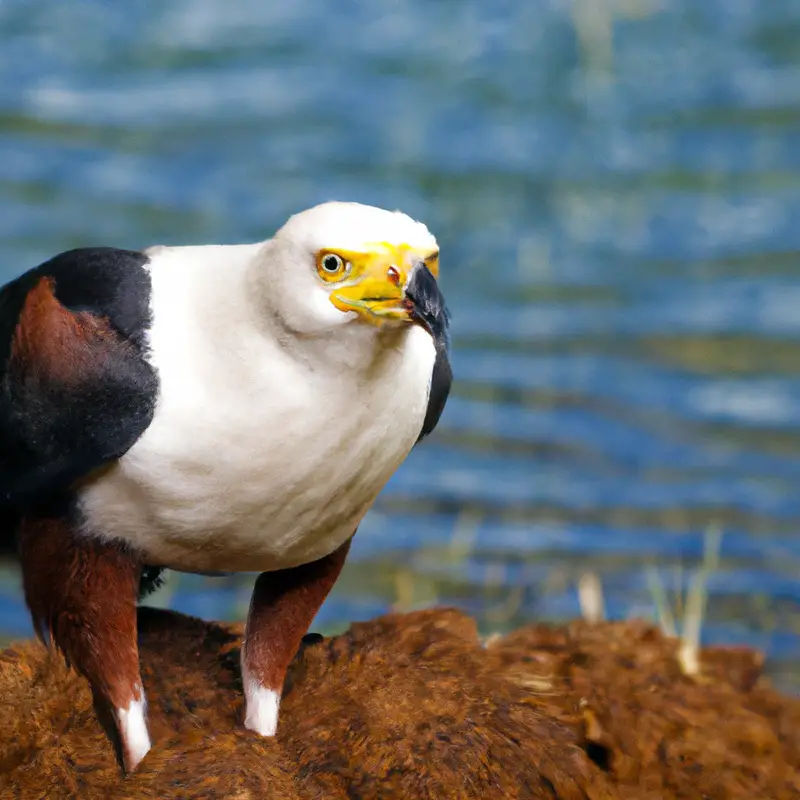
[328,244,439,325]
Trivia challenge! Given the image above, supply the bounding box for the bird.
[0,201,451,773]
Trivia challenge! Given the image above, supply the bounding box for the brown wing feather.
[0,249,157,531]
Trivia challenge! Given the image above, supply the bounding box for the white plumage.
[77,203,438,573]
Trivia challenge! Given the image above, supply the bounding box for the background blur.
[1,1,799,690]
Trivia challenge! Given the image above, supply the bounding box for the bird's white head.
[259,201,440,336]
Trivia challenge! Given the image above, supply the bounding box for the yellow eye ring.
[316,251,351,282]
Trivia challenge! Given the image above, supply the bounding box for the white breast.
[77,244,436,573]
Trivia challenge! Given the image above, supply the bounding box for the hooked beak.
[329,245,440,326]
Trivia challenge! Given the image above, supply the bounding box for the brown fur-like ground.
[0,608,798,799]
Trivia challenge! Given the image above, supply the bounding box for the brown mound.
[0,608,797,799]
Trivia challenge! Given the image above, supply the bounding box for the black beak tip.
[405,263,450,338]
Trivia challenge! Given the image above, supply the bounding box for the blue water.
[1,1,799,690]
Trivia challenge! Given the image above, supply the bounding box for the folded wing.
[0,248,157,519]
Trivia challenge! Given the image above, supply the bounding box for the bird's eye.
[316,252,350,281]
[322,254,343,272]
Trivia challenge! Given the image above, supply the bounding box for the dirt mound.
[0,607,797,799]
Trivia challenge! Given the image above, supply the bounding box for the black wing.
[405,264,452,441]
[0,248,157,533]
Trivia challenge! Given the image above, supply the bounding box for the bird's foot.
[116,692,151,772]
[243,679,281,737]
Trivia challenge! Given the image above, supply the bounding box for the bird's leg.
[18,509,150,773]
[241,536,352,737]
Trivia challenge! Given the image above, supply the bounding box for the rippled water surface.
[1,1,799,690]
